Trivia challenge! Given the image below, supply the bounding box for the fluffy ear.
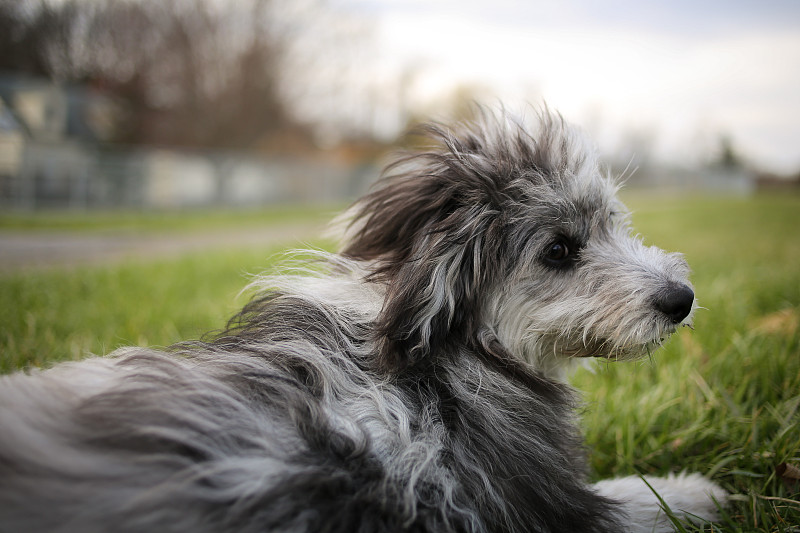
[372,221,485,371]
[340,164,504,372]
[338,115,517,372]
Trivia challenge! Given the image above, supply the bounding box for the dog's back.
[0,108,723,533]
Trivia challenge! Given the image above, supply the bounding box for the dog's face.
[487,154,693,375]
[342,109,693,377]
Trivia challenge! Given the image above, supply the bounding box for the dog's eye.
[546,242,569,261]
[543,240,572,266]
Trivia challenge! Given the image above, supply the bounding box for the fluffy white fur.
[595,473,729,532]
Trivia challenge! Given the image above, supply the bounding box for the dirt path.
[0,221,327,272]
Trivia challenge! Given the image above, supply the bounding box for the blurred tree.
[0,0,318,149]
[0,0,86,78]
[716,134,742,169]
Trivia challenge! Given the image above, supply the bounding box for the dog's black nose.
[654,283,695,324]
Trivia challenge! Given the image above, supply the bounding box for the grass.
[576,192,800,531]
[1,193,799,531]
[0,203,341,372]
[0,247,298,372]
[0,203,340,233]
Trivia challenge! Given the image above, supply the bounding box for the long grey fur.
[0,107,724,533]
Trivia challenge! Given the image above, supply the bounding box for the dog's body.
[0,109,725,532]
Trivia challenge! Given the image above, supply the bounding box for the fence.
[0,137,377,210]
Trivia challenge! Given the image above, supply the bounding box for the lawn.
[1,193,798,531]
[575,192,800,531]
[0,203,337,233]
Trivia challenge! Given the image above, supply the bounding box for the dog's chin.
[535,309,693,364]
[567,345,654,361]
[586,340,664,361]
[561,326,683,362]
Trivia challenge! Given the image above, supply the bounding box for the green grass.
[0,247,300,372]
[0,203,341,371]
[0,203,340,233]
[577,192,800,531]
[1,193,798,531]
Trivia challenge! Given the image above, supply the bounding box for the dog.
[0,107,726,532]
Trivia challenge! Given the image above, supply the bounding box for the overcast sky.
[330,0,800,172]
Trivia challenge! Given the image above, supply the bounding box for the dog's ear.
[374,218,486,371]
[340,156,504,373]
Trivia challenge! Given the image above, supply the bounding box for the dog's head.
[341,107,693,377]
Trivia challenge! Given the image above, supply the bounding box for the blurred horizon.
[326,0,800,174]
[1,0,799,211]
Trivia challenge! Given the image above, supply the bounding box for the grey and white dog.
[0,108,726,533]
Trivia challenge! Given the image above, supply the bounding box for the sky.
[326,0,800,173]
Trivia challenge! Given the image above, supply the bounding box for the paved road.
[0,221,327,271]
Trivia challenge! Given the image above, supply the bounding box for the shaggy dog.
[0,108,726,532]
